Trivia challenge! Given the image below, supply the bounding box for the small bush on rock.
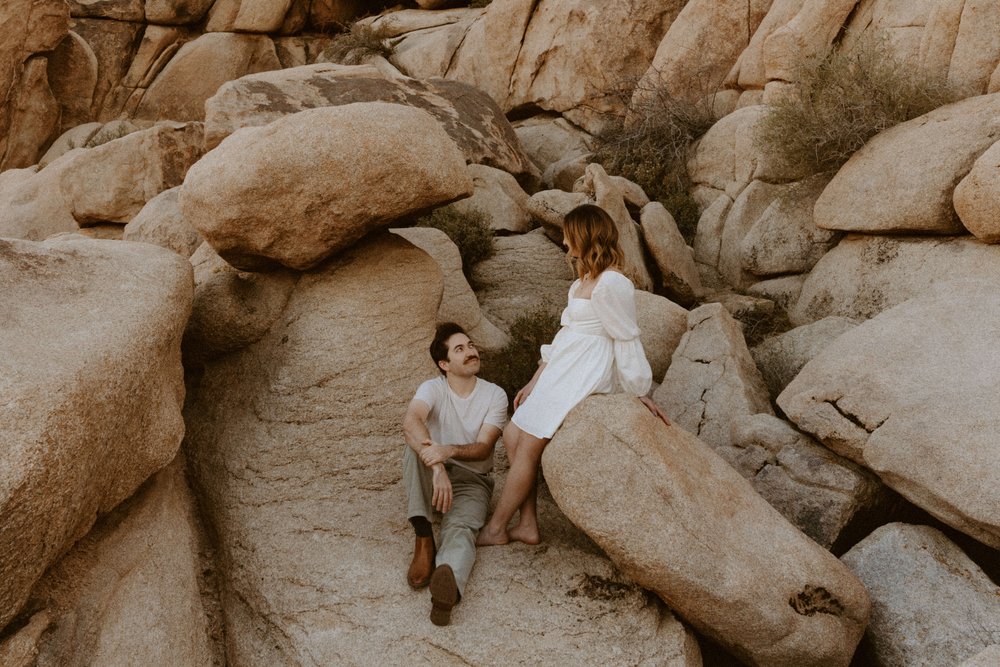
[480,309,562,403]
[416,206,494,275]
[756,35,962,176]
[320,22,395,65]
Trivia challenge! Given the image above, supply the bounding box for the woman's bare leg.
[500,422,540,545]
[478,422,548,546]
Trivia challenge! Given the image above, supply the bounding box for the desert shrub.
[416,206,494,274]
[756,34,962,176]
[320,21,394,65]
[480,309,562,403]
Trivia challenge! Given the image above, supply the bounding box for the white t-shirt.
[413,376,508,474]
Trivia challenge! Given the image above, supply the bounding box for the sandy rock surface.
[123,186,203,257]
[545,394,871,667]
[751,316,858,399]
[451,164,533,234]
[954,138,1000,243]
[0,235,192,631]
[640,202,701,306]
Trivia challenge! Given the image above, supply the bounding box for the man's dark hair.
[430,322,467,374]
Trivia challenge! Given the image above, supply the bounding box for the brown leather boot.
[407,535,436,589]
[429,564,459,626]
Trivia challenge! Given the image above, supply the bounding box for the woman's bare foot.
[476,524,510,546]
[508,523,540,545]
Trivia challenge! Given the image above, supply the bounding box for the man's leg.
[403,447,436,588]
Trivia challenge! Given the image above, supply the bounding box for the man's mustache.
[464,355,480,362]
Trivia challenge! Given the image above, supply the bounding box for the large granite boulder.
[640,202,701,306]
[182,232,700,664]
[544,394,871,667]
[123,186,203,258]
[450,164,533,234]
[202,63,538,185]
[954,138,1000,243]
[962,646,1000,667]
[634,290,689,384]
[179,102,472,271]
[751,316,859,399]
[0,236,192,631]
[779,281,1000,549]
[841,523,1000,667]
[814,93,1000,234]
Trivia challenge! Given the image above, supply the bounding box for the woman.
[477,204,670,546]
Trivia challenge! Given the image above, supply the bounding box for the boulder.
[763,0,863,87]
[205,0,294,32]
[792,235,1000,325]
[719,179,789,289]
[13,458,216,666]
[38,122,101,167]
[451,164,533,234]
[727,414,890,551]
[779,281,1000,549]
[946,0,1000,95]
[654,303,774,450]
[962,646,1000,667]
[688,105,776,200]
[70,18,144,121]
[544,394,871,667]
[179,102,472,271]
[693,194,732,267]
[470,228,575,332]
[841,523,1000,666]
[725,0,803,93]
[2,58,61,172]
[954,138,1000,243]
[543,153,590,191]
[640,202,701,306]
[814,93,1000,234]
[145,0,215,24]
[182,233,700,664]
[382,10,481,80]
[751,316,858,399]
[47,30,99,134]
[391,227,508,352]
[135,32,281,121]
[99,26,192,120]
[512,114,594,174]
[123,187,203,257]
[66,0,143,20]
[747,274,806,313]
[634,290,688,384]
[526,189,590,242]
[0,235,192,631]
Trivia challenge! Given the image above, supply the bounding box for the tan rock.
[543,153,590,191]
[1,57,61,170]
[751,316,858,399]
[840,0,939,65]
[526,189,590,242]
[46,31,98,134]
[919,0,965,85]
[66,0,143,21]
[654,303,773,449]
[815,93,1000,234]
[445,164,532,234]
[719,179,788,288]
[386,12,478,80]
[639,202,701,306]
[145,0,215,24]
[693,194,732,267]
[0,235,192,631]
[367,8,480,38]
[205,0,294,32]
[307,0,370,31]
[544,394,870,667]
[512,114,594,173]
[727,0,804,92]
[764,0,861,85]
[71,18,144,121]
[961,646,1000,667]
[38,122,101,167]
[779,281,1000,549]
[747,274,805,313]
[687,105,775,200]
[841,524,1000,666]
[391,226,508,352]
[21,459,216,666]
[123,187,203,257]
[791,235,1000,325]
[954,138,1000,243]
[135,32,280,122]
[634,290,688,384]
[0,611,51,667]
[101,25,190,119]
[947,0,1000,96]
[181,103,471,271]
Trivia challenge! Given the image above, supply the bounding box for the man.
[402,322,508,626]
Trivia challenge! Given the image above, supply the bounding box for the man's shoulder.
[413,376,445,402]
[476,378,508,403]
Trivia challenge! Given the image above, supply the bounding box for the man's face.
[440,333,480,377]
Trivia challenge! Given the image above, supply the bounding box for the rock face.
[390,226,508,352]
[16,459,217,666]
[182,233,700,665]
[779,281,1000,550]
[655,303,774,450]
[0,236,193,631]
[727,414,890,551]
[450,164,533,234]
[954,138,1000,243]
[814,93,1000,234]
[791,235,1000,325]
[841,523,1000,667]
[751,316,859,399]
[123,187,203,257]
[544,394,871,667]
[180,102,472,271]
[962,646,1000,667]
[202,63,538,184]
[640,202,701,306]
[634,290,689,384]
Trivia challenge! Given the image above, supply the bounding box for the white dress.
[510,270,653,439]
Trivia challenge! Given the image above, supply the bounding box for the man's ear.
[437,359,449,373]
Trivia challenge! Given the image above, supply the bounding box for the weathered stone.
[0,235,192,631]
[123,187,202,257]
[634,290,689,384]
[180,103,471,271]
[47,31,98,134]
[719,179,788,288]
[451,164,533,234]
[639,202,701,306]
[954,138,1000,243]
[961,646,1000,667]
[747,274,806,313]
[543,152,590,191]
[688,106,769,198]
[512,114,594,174]
[205,0,294,32]
[544,394,870,667]
[815,93,1000,234]
[779,281,1000,549]
[1,57,61,170]
[378,9,479,80]
[145,0,215,24]
[726,0,803,92]
[526,189,590,242]
[841,523,1000,667]
[102,26,191,119]
[947,0,1000,96]
[66,0,143,21]
[693,194,732,267]
[391,226,508,352]
[751,316,858,399]
[202,63,538,185]
[792,235,1000,325]
[654,303,773,449]
[764,0,861,87]
[71,18,144,121]
[38,122,101,168]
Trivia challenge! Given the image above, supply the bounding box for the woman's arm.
[514,362,547,409]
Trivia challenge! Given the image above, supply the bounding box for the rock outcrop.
[123,186,203,257]
[954,138,1000,243]
[751,316,858,399]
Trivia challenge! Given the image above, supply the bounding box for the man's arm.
[403,397,453,512]
[419,424,502,467]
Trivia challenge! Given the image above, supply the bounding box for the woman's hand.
[513,382,534,410]
[639,396,671,426]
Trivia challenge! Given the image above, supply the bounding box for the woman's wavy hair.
[562,204,626,281]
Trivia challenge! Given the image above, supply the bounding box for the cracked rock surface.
[544,394,871,667]
[751,316,859,400]
[779,281,1000,550]
[841,523,1000,667]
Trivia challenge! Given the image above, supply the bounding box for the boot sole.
[429,564,458,626]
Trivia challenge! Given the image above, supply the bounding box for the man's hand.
[431,464,453,513]
[639,395,672,426]
[419,440,454,467]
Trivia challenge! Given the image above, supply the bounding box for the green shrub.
[320,22,395,65]
[480,309,562,403]
[416,206,494,274]
[756,34,962,176]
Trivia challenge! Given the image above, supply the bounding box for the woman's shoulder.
[595,269,635,291]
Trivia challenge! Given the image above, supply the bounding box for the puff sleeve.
[590,271,652,396]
